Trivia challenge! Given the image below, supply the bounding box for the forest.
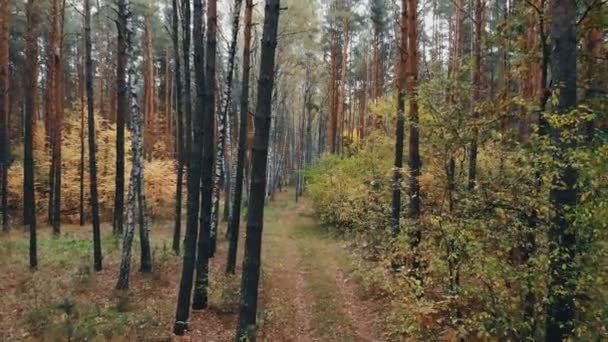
[0,0,606,340]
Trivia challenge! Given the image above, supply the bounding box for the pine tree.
[227,0,253,275]
[236,0,281,339]
[85,0,103,272]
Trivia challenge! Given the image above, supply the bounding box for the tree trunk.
[24,0,39,270]
[227,0,253,275]
[211,0,243,258]
[172,0,184,255]
[181,0,192,166]
[113,0,128,236]
[390,0,408,238]
[545,0,577,339]
[406,0,421,274]
[0,0,10,231]
[173,0,205,334]
[236,0,281,339]
[467,0,484,190]
[192,0,217,311]
[79,56,85,226]
[85,0,102,272]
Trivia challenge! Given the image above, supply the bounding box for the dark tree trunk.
[211,0,243,258]
[79,58,85,226]
[24,0,38,270]
[85,0,102,272]
[390,0,407,238]
[173,0,205,334]
[545,0,578,340]
[193,0,217,311]
[181,0,192,166]
[467,0,484,190]
[406,0,421,275]
[0,0,9,231]
[172,0,184,255]
[235,0,281,339]
[227,0,253,275]
[113,0,127,236]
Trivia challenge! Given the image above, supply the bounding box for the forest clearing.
[0,0,607,340]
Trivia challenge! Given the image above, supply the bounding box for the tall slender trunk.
[85,0,102,272]
[114,0,128,236]
[545,0,577,339]
[193,0,217,311]
[406,0,421,272]
[467,0,484,190]
[173,0,205,334]
[24,0,39,270]
[211,0,243,258]
[236,0,281,339]
[227,0,253,275]
[0,0,10,231]
[181,0,192,166]
[172,0,184,255]
[390,0,408,238]
[79,56,85,226]
[143,15,155,161]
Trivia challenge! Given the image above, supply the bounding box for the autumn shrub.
[307,88,608,340]
[6,109,178,224]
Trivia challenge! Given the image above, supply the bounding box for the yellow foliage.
[7,108,177,223]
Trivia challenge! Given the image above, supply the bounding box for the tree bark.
[406,0,421,275]
[390,0,408,238]
[24,0,39,270]
[211,0,243,258]
[0,0,10,231]
[172,0,184,255]
[227,0,253,275]
[545,0,578,339]
[181,0,192,166]
[467,0,484,190]
[113,0,128,236]
[173,0,205,334]
[85,0,102,272]
[193,0,217,311]
[236,0,281,339]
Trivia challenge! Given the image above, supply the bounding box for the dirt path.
[260,191,381,341]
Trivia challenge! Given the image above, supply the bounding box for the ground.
[0,190,382,341]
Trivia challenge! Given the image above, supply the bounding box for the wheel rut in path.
[261,191,381,341]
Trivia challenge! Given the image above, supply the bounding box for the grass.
[0,222,198,341]
[292,224,356,341]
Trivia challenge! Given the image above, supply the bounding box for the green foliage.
[308,92,608,339]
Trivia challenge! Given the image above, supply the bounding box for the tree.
[24,0,39,270]
[85,0,103,272]
[236,0,281,339]
[172,0,184,254]
[0,0,9,232]
[46,0,65,235]
[545,0,578,339]
[173,0,205,334]
[227,0,253,275]
[211,0,243,258]
[181,0,192,164]
[113,0,128,236]
[467,0,485,190]
[390,0,407,238]
[116,0,152,289]
[406,0,421,274]
[192,0,217,311]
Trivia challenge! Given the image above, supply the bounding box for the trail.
[259,190,381,341]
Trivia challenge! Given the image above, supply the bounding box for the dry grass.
[0,220,240,341]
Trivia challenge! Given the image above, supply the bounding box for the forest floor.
[0,189,382,341]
